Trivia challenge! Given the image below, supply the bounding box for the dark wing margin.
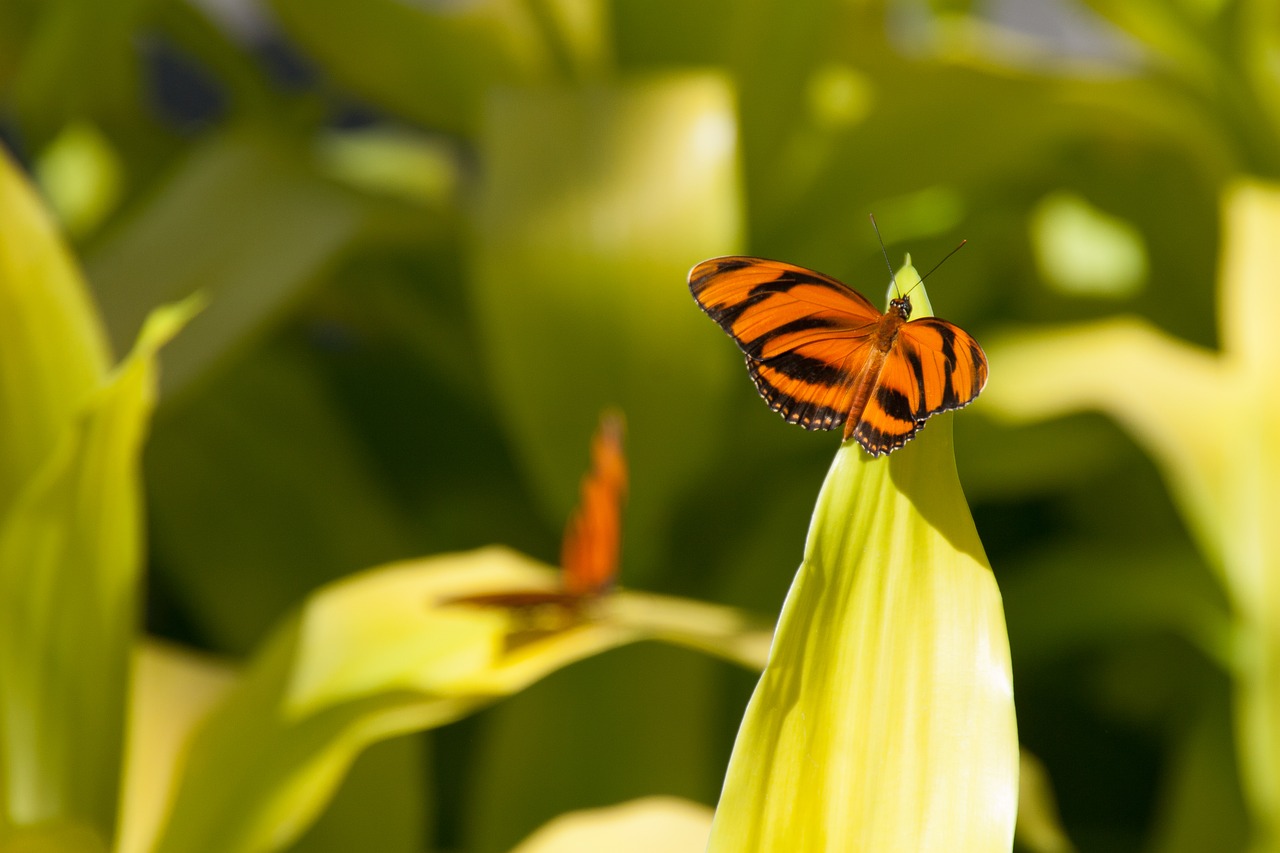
[689,256,881,431]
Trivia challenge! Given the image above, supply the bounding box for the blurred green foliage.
[2,0,1278,850]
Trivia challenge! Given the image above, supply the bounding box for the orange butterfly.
[689,256,987,456]
[454,411,627,610]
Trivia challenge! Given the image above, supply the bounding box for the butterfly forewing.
[690,255,988,456]
[690,257,882,431]
[690,258,880,355]
[899,318,989,416]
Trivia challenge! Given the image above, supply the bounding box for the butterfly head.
[888,295,912,322]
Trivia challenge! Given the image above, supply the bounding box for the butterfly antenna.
[902,239,968,300]
[869,214,899,295]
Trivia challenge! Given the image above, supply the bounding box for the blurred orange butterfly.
[689,256,987,456]
[455,411,627,610]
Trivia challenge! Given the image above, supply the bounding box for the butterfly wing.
[690,257,883,430]
[852,316,989,455]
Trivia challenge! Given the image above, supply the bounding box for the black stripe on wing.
[689,257,879,352]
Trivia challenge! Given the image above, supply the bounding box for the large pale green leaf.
[470,74,743,578]
[707,265,1018,852]
[0,145,110,518]
[0,301,192,846]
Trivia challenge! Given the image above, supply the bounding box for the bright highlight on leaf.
[1030,191,1147,298]
[35,122,124,239]
[708,265,1017,853]
[806,64,874,130]
[315,127,458,206]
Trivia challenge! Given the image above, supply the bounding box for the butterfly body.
[689,256,987,456]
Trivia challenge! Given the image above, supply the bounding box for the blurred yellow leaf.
[0,144,109,517]
[118,642,236,853]
[1016,751,1077,853]
[510,797,712,853]
[984,179,1280,851]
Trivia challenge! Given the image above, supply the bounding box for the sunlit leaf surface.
[151,547,768,853]
[0,300,192,843]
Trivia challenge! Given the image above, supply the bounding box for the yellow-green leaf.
[0,300,193,844]
[0,144,110,518]
[118,642,236,853]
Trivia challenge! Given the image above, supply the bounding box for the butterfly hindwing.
[690,257,882,431]
[853,317,988,455]
[748,348,861,430]
[896,318,989,418]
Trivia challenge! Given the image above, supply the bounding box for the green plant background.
[1,0,1270,850]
